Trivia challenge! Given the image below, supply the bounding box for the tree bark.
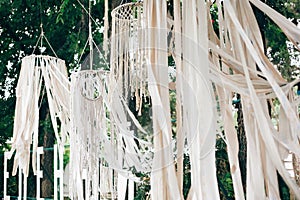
[292,153,300,186]
[40,108,55,198]
[235,94,247,193]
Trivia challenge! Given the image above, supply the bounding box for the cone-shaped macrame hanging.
[10,55,70,178]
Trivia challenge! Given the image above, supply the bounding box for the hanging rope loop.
[31,24,58,58]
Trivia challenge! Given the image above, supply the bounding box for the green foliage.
[182,154,191,199]
[264,0,300,81]
[278,174,291,200]
[210,3,219,35]
[134,173,151,200]
[216,137,235,200]
[4,158,18,196]
[63,146,70,169]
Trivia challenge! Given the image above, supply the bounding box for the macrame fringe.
[8,1,300,199]
[10,55,69,178]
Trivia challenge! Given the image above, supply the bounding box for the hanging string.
[74,0,110,71]
[77,39,89,66]
[39,0,43,52]
[76,0,101,27]
[43,36,58,58]
[31,0,58,58]
[92,39,109,68]
[103,0,109,57]
[40,24,43,52]
[88,0,93,70]
[32,0,44,55]
[31,31,42,55]
[32,26,58,58]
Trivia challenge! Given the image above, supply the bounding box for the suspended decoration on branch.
[68,2,151,199]
[6,54,70,199]
[3,21,71,198]
[68,69,153,199]
[69,70,105,199]
[9,54,70,177]
[111,2,148,115]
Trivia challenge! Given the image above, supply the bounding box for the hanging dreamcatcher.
[68,2,151,199]
[110,2,148,115]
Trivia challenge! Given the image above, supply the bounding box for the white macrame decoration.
[111,2,148,115]
[9,55,70,181]
[112,0,300,199]
[5,0,300,199]
[180,1,220,199]
[69,70,105,199]
[207,0,300,198]
[69,70,150,199]
[143,1,182,199]
[68,3,151,199]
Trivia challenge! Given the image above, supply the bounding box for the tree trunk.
[235,94,247,193]
[41,109,55,198]
[292,153,300,186]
